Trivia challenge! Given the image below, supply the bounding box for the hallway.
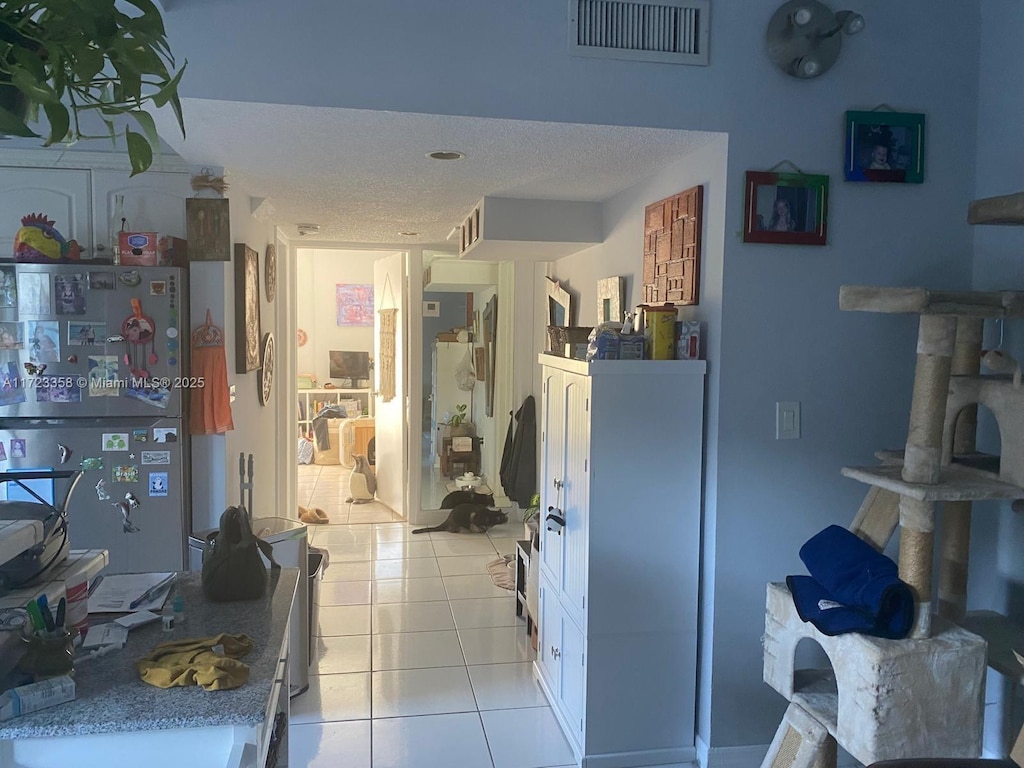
[289,515,575,767]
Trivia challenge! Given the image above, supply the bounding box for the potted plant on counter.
[0,0,187,175]
[523,493,540,540]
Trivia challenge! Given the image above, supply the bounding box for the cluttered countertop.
[0,568,298,740]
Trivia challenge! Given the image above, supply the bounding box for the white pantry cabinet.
[535,354,706,768]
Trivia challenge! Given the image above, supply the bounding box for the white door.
[0,168,91,258]
[540,369,564,583]
[374,252,407,517]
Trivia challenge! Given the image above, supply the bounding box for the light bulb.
[843,13,865,34]
[792,7,813,25]
[797,57,821,77]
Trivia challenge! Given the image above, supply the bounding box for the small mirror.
[596,276,625,324]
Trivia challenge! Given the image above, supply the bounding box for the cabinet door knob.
[95,243,106,252]
[553,478,564,490]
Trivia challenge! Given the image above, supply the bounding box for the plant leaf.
[150,61,186,108]
[0,104,37,137]
[128,109,158,149]
[125,126,154,176]
[41,102,70,145]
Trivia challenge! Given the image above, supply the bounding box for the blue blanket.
[787,525,914,639]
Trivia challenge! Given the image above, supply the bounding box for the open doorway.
[294,247,405,524]
[418,252,509,513]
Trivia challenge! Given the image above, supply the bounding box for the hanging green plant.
[0,0,186,175]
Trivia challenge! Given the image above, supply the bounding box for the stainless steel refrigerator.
[0,263,190,573]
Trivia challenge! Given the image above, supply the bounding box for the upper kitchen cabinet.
[458,196,602,261]
[0,168,91,258]
[91,170,189,257]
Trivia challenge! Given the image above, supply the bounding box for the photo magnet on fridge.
[148,472,168,497]
[102,433,129,451]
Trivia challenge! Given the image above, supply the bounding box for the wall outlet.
[776,402,800,440]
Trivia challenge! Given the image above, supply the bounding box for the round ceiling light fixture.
[766,0,865,79]
[426,150,465,161]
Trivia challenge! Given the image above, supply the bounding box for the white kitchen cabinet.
[0,167,92,258]
[0,166,188,260]
[91,169,188,255]
[535,354,706,768]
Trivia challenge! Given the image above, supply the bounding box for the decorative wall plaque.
[642,185,704,306]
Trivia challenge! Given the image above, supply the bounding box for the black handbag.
[201,506,279,602]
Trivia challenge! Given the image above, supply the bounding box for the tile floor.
[289,514,576,767]
[298,464,403,524]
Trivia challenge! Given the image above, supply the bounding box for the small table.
[514,539,533,635]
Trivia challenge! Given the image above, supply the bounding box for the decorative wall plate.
[265,244,277,302]
[259,332,275,406]
[296,328,308,347]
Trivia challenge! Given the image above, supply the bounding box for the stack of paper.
[88,573,174,614]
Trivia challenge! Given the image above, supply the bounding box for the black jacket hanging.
[500,396,536,508]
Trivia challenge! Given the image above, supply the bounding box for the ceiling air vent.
[569,0,710,65]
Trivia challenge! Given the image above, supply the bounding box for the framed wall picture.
[596,276,625,324]
[844,111,925,183]
[234,243,262,372]
[546,278,572,328]
[186,198,231,261]
[743,171,829,246]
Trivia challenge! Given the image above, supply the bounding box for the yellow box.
[642,305,677,360]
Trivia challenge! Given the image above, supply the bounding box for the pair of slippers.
[298,506,330,525]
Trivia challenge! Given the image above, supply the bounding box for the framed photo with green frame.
[844,110,925,183]
[742,171,830,246]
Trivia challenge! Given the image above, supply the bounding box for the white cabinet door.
[539,369,564,583]
[556,611,585,742]
[560,374,589,620]
[0,168,91,258]
[91,170,188,255]
[537,578,561,692]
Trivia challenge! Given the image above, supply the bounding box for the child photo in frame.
[743,171,830,246]
[844,110,925,183]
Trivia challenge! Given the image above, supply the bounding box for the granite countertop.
[0,568,299,740]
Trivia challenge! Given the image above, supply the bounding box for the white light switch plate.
[777,402,801,439]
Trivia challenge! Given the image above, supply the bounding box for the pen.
[129,574,176,610]
[55,597,66,630]
[88,575,104,597]
[38,595,55,634]
[25,600,45,634]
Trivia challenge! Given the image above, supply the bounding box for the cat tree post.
[939,317,984,620]
[900,314,956,637]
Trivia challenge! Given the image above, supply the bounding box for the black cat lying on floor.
[439,489,495,509]
[412,504,508,534]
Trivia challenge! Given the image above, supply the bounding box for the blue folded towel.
[787,525,914,639]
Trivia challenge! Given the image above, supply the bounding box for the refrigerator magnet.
[81,457,103,471]
[132,429,148,442]
[88,272,115,290]
[102,433,129,451]
[142,450,170,465]
[113,465,139,483]
[95,479,110,499]
[153,427,177,443]
[54,274,87,315]
[10,439,26,459]
[0,362,27,407]
[148,472,168,497]
[0,442,6,461]
[149,281,167,296]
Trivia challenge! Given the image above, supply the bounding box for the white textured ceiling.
[159,99,719,243]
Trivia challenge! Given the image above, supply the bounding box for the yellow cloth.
[136,633,253,691]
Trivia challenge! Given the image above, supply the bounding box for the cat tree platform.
[763,582,987,766]
[840,464,1024,501]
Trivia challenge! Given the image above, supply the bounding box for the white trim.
[0,147,188,173]
[695,738,768,768]
[276,229,297,523]
[583,748,697,768]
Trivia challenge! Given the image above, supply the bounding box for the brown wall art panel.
[643,185,704,306]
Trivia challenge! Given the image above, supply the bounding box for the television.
[329,350,371,384]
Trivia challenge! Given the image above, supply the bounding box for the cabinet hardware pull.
[553,478,564,490]
[552,647,561,659]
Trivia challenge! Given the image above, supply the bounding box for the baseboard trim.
[582,746,696,768]
[695,740,769,768]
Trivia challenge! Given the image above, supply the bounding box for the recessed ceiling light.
[426,150,465,161]
[399,231,420,237]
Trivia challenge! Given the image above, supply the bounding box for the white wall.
[163,0,985,751]
[189,191,280,528]
[295,248,377,386]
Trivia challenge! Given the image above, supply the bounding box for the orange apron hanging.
[190,309,234,435]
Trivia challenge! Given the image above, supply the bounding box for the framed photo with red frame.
[743,171,829,246]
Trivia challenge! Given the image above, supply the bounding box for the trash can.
[188,516,310,697]
[307,548,326,663]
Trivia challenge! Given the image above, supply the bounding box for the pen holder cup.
[19,628,75,680]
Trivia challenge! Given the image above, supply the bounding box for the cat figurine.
[412,504,508,534]
[439,489,495,509]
